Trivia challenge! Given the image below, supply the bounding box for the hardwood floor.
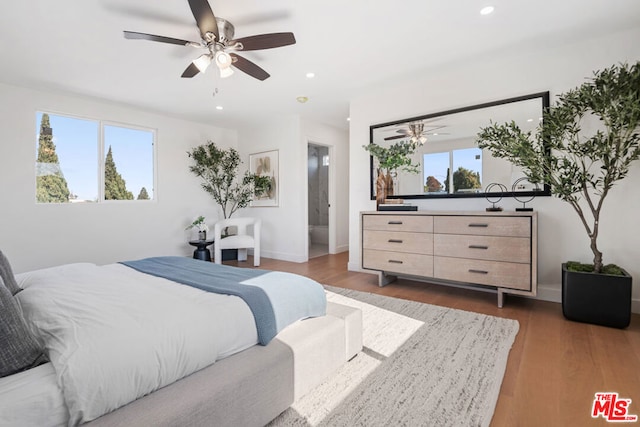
[226,252,640,427]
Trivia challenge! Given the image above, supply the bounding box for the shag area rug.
[269,286,519,427]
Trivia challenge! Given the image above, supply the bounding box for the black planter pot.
[222,248,238,261]
[562,263,632,329]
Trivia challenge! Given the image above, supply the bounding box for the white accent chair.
[214,217,261,266]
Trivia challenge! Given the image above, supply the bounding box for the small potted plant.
[186,215,209,241]
[476,61,640,328]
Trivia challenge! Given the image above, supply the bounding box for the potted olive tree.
[477,61,640,328]
[364,140,420,206]
[188,141,271,259]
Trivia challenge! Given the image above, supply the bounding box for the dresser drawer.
[434,256,531,290]
[434,216,530,237]
[363,230,433,255]
[363,250,434,277]
[363,214,433,233]
[433,234,530,263]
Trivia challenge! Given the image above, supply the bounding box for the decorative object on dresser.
[477,61,640,328]
[512,177,538,211]
[484,182,507,211]
[361,211,537,307]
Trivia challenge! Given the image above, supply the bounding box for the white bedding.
[15,262,259,425]
[0,362,67,427]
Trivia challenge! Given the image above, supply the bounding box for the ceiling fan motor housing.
[214,18,235,45]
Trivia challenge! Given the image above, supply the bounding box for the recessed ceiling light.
[480,6,494,15]
[527,118,533,122]
[296,96,309,103]
[347,117,351,122]
[216,105,223,110]
[306,72,315,79]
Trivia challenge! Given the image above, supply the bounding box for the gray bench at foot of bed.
[86,301,363,427]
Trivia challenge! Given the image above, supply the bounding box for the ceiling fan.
[123,0,296,81]
[384,121,448,145]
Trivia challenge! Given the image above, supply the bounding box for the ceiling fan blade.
[384,135,407,141]
[124,31,192,46]
[181,62,200,78]
[230,53,270,81]
[232,32,296,51]
[395,129,410,135]
[188,0,219,42]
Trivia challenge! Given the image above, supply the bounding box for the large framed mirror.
[368,92,551,200]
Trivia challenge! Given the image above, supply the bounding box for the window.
[35,112,155,203]
[423,152,449,193]
[452,147,482,193]
[423,148,483,194]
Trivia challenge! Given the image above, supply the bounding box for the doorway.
[307,143,329,258]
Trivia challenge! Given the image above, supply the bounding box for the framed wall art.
[249,149,279,207]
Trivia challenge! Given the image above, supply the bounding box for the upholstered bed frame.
[87,301,363,427]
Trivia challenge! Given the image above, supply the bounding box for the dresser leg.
[378,272,397,287]
[497,289,505,308]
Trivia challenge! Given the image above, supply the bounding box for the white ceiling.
[1,0,639,131]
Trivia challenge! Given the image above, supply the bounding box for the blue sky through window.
[36,112,154,201]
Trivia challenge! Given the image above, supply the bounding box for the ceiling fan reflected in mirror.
[384,121,449,145]
[123,0,296,81]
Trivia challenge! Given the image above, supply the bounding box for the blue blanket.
[120,256,326,345]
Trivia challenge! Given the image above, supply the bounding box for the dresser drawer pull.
[388,239,404,243]
[468,223,489,228]
[388,260,404,264]
[388,221,403,225]
[468,269,489,274]
[468,245,489,250]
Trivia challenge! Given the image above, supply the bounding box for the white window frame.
[36,110,157,203]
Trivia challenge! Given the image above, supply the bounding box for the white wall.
[0,83,237,273]
[237,116,349,262]
[348,27,640,312]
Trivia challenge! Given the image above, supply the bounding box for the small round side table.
[188,239,215,262]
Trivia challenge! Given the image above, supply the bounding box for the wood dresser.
[360,211,537,307]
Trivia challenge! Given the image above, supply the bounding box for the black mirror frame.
[368,91,551,200]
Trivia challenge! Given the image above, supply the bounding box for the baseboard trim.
[255,250,307,263]
[535,284,640,314]
[536,284,562,304]
[347,261,366,272]
[333,244,349,254]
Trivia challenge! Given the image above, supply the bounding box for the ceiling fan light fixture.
[193,54,213,73]
[215,51,233,69]
[219,66,234,78]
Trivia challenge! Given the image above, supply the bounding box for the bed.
[0,253,362,427]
